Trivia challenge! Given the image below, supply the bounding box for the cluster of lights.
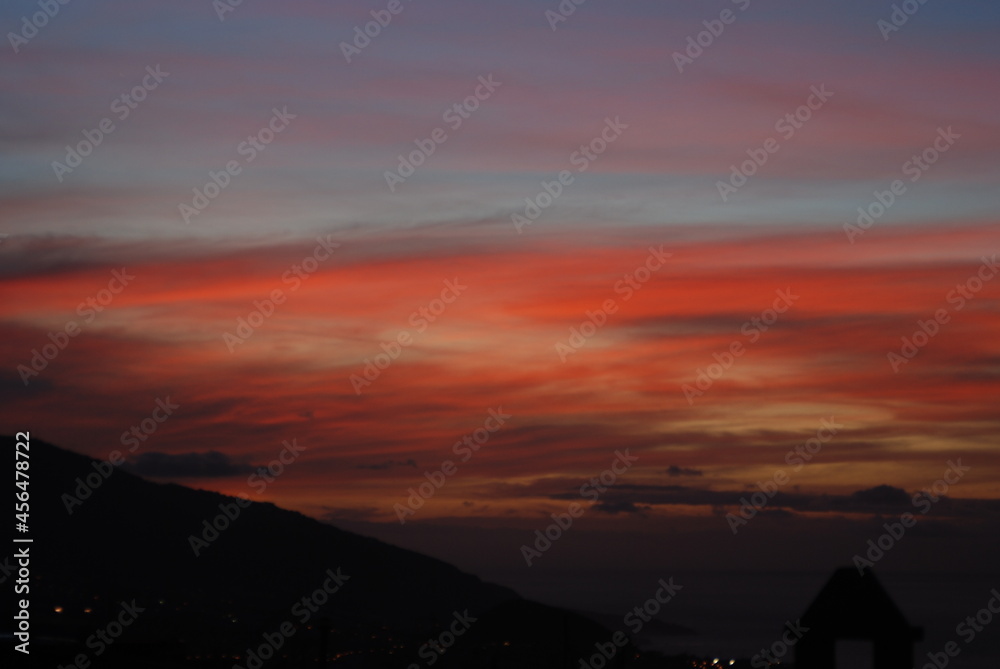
[689,659,737,668]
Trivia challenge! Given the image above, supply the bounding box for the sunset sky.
[2,0,999,657]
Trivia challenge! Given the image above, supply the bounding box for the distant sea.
[491,569,1000,668]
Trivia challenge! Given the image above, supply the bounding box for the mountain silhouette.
[9,436,622,667]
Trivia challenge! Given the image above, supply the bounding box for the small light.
[54,606,63,613]
[730,662,735,666]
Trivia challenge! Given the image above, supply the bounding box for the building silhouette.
[795,567,922,669]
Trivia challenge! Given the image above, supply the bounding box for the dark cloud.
[125,451,255,478]
[355,459,417,470]
[847,484,910,505]
[551,484,1000,520]
[461,501,492,514]
[593,501,650,515]
[666,465,703,477]
[756,508,794,519]
[321,506,382,523]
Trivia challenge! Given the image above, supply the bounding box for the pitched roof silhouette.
[801,567,922,638]
[796,567,922,669]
